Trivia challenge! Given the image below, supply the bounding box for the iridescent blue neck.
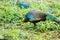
[26,13,34,20]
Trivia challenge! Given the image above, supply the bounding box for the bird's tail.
[46,14,60,24]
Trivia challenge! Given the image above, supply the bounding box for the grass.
[0,0,60,40]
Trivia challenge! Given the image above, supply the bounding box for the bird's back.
[29,10,47,21]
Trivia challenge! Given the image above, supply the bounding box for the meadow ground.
[0,0,60,40]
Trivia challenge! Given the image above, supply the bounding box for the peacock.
[17,0,29,8]
[23,10,60,28]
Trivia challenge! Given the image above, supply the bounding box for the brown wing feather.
[29,10,47,21]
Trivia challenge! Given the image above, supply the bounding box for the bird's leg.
[33,23,37,29]
[33,23,40,31]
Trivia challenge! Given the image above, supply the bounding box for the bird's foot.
[33,26,37,29]
[33,26,39,30]
[33,26,41,32]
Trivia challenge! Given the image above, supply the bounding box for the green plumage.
[46,14,60,24]
[16,0,29,8]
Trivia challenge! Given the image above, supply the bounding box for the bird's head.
[23,12,34,22]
